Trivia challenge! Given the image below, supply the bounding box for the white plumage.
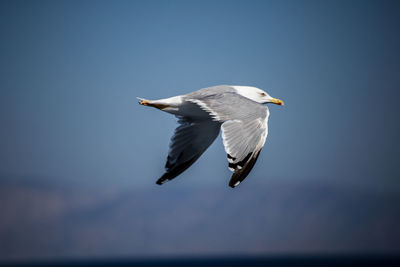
[138,85,283,188]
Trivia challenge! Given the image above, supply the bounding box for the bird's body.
[138,85,283,188]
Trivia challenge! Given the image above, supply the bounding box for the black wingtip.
[228,150,262,188]
[228,180,241,188]
[156,155,201,186]
[156,174,169,185]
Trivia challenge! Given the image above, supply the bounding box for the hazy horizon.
[1,177,399,262]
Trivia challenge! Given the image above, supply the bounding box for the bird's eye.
[260,92,266,97]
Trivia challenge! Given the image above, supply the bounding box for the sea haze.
[0,177,399,263]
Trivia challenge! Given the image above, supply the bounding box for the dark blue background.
[0,0,399,262]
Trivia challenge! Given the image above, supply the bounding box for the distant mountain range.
[0,178,399,262]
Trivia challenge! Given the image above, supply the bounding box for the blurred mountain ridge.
[0,177,399,262]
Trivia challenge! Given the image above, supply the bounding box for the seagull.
[138,85,284,188]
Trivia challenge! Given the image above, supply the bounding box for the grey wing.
[156,117,221,185]
[221,118,268,187]
[187,92,269,188]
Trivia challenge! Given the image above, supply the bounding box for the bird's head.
[233,86,284,105]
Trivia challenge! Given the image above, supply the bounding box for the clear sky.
[1,0,399,191]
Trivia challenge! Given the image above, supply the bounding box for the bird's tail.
[137,97,169,109]
[137,97,155,107]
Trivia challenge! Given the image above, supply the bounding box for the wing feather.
[221,118,268,187]
[186,92,270,188]
[156,118,221,185]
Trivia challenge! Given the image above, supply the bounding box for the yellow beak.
[269,98,284,106]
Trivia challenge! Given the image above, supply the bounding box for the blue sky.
[1,0,399,191]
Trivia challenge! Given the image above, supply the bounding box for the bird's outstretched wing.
[187,92,269,188]
[157,117,220,185]
[221,119,267,187]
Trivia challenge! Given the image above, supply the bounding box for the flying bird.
[138,85,283,188]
